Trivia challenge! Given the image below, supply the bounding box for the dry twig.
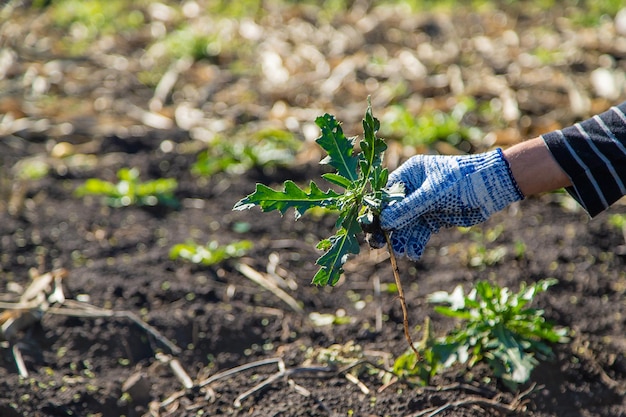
[157,353,194,390]
[233,364,335,407]
[410,384,537,417]
[11,343,28,378]
[198,357,283,388]
[235,262,303,313]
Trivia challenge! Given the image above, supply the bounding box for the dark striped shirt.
[542,101,626,217]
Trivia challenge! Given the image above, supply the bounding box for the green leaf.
[322,173,353,190]
[492,324,537,384]
[315,113,359,183]
[117,167,139,182]
[428,279,568,388]
[312,209,361,286]
[233,180,341,219]
[170,240,252,266]
[75,178,118,197]
[370,167,388,192]
[359,102,387,186]
[433,306,472,320]
[75,168,179,208]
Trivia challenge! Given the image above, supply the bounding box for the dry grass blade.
[156,359,286,415]
[344,372,370,394]
[235,262,303,313]
[11,343,28,378]
[198,357,283,388]
[20,269,55,304]
[0,269,68,377]
[150,56,193,113]
[233,365,335,408]
[156,353,194,390]
[0,268,68,342]
[0,299,42,311]
[0,269,184,380]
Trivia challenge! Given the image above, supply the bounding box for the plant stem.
[384,230,420,360]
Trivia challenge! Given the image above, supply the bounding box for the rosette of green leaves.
[233,104,403,286]
[428,278,569,389]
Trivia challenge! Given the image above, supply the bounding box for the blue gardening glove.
[370,149,524,260]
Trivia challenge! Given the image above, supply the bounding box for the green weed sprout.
[169,240,252,266]
[395,279,569,389]
[380,98,481,149]
[192,128,300,177]
[75,167,179,208]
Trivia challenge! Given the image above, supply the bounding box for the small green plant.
[392,317,440,384]
[169,240,252,266]
[394,279,569,389]
[380,98,481,149]
[192,128,300,177]
[157,27,217,61]
[234,103,403,287]
[75,167,179,208]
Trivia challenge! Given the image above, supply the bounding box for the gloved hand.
[368,149,524,260]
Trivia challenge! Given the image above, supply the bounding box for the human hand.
[368,149,524,260]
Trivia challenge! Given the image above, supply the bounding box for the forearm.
[503,137,572,197]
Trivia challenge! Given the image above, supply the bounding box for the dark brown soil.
[2,2,626,416]
[1,130,626,417]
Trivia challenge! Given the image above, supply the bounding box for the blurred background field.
[2,0,626,176]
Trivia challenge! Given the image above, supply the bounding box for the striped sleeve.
[542,101,626,217]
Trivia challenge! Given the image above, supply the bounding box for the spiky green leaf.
[359,103,387,187]
[312,210,361,286]
[315,113,359,182]
[233,180,341,219]
[322,173,353,190]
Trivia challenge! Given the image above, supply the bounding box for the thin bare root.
[384,231,420,360]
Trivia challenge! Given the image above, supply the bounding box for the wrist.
[497,148,525,200]
[503,138,572,196]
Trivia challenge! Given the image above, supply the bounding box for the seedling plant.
[75,167,179,208]
[192,128,300,177]
[380,98,482,149]
[394,278,569,389]
[169,240,253,266]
